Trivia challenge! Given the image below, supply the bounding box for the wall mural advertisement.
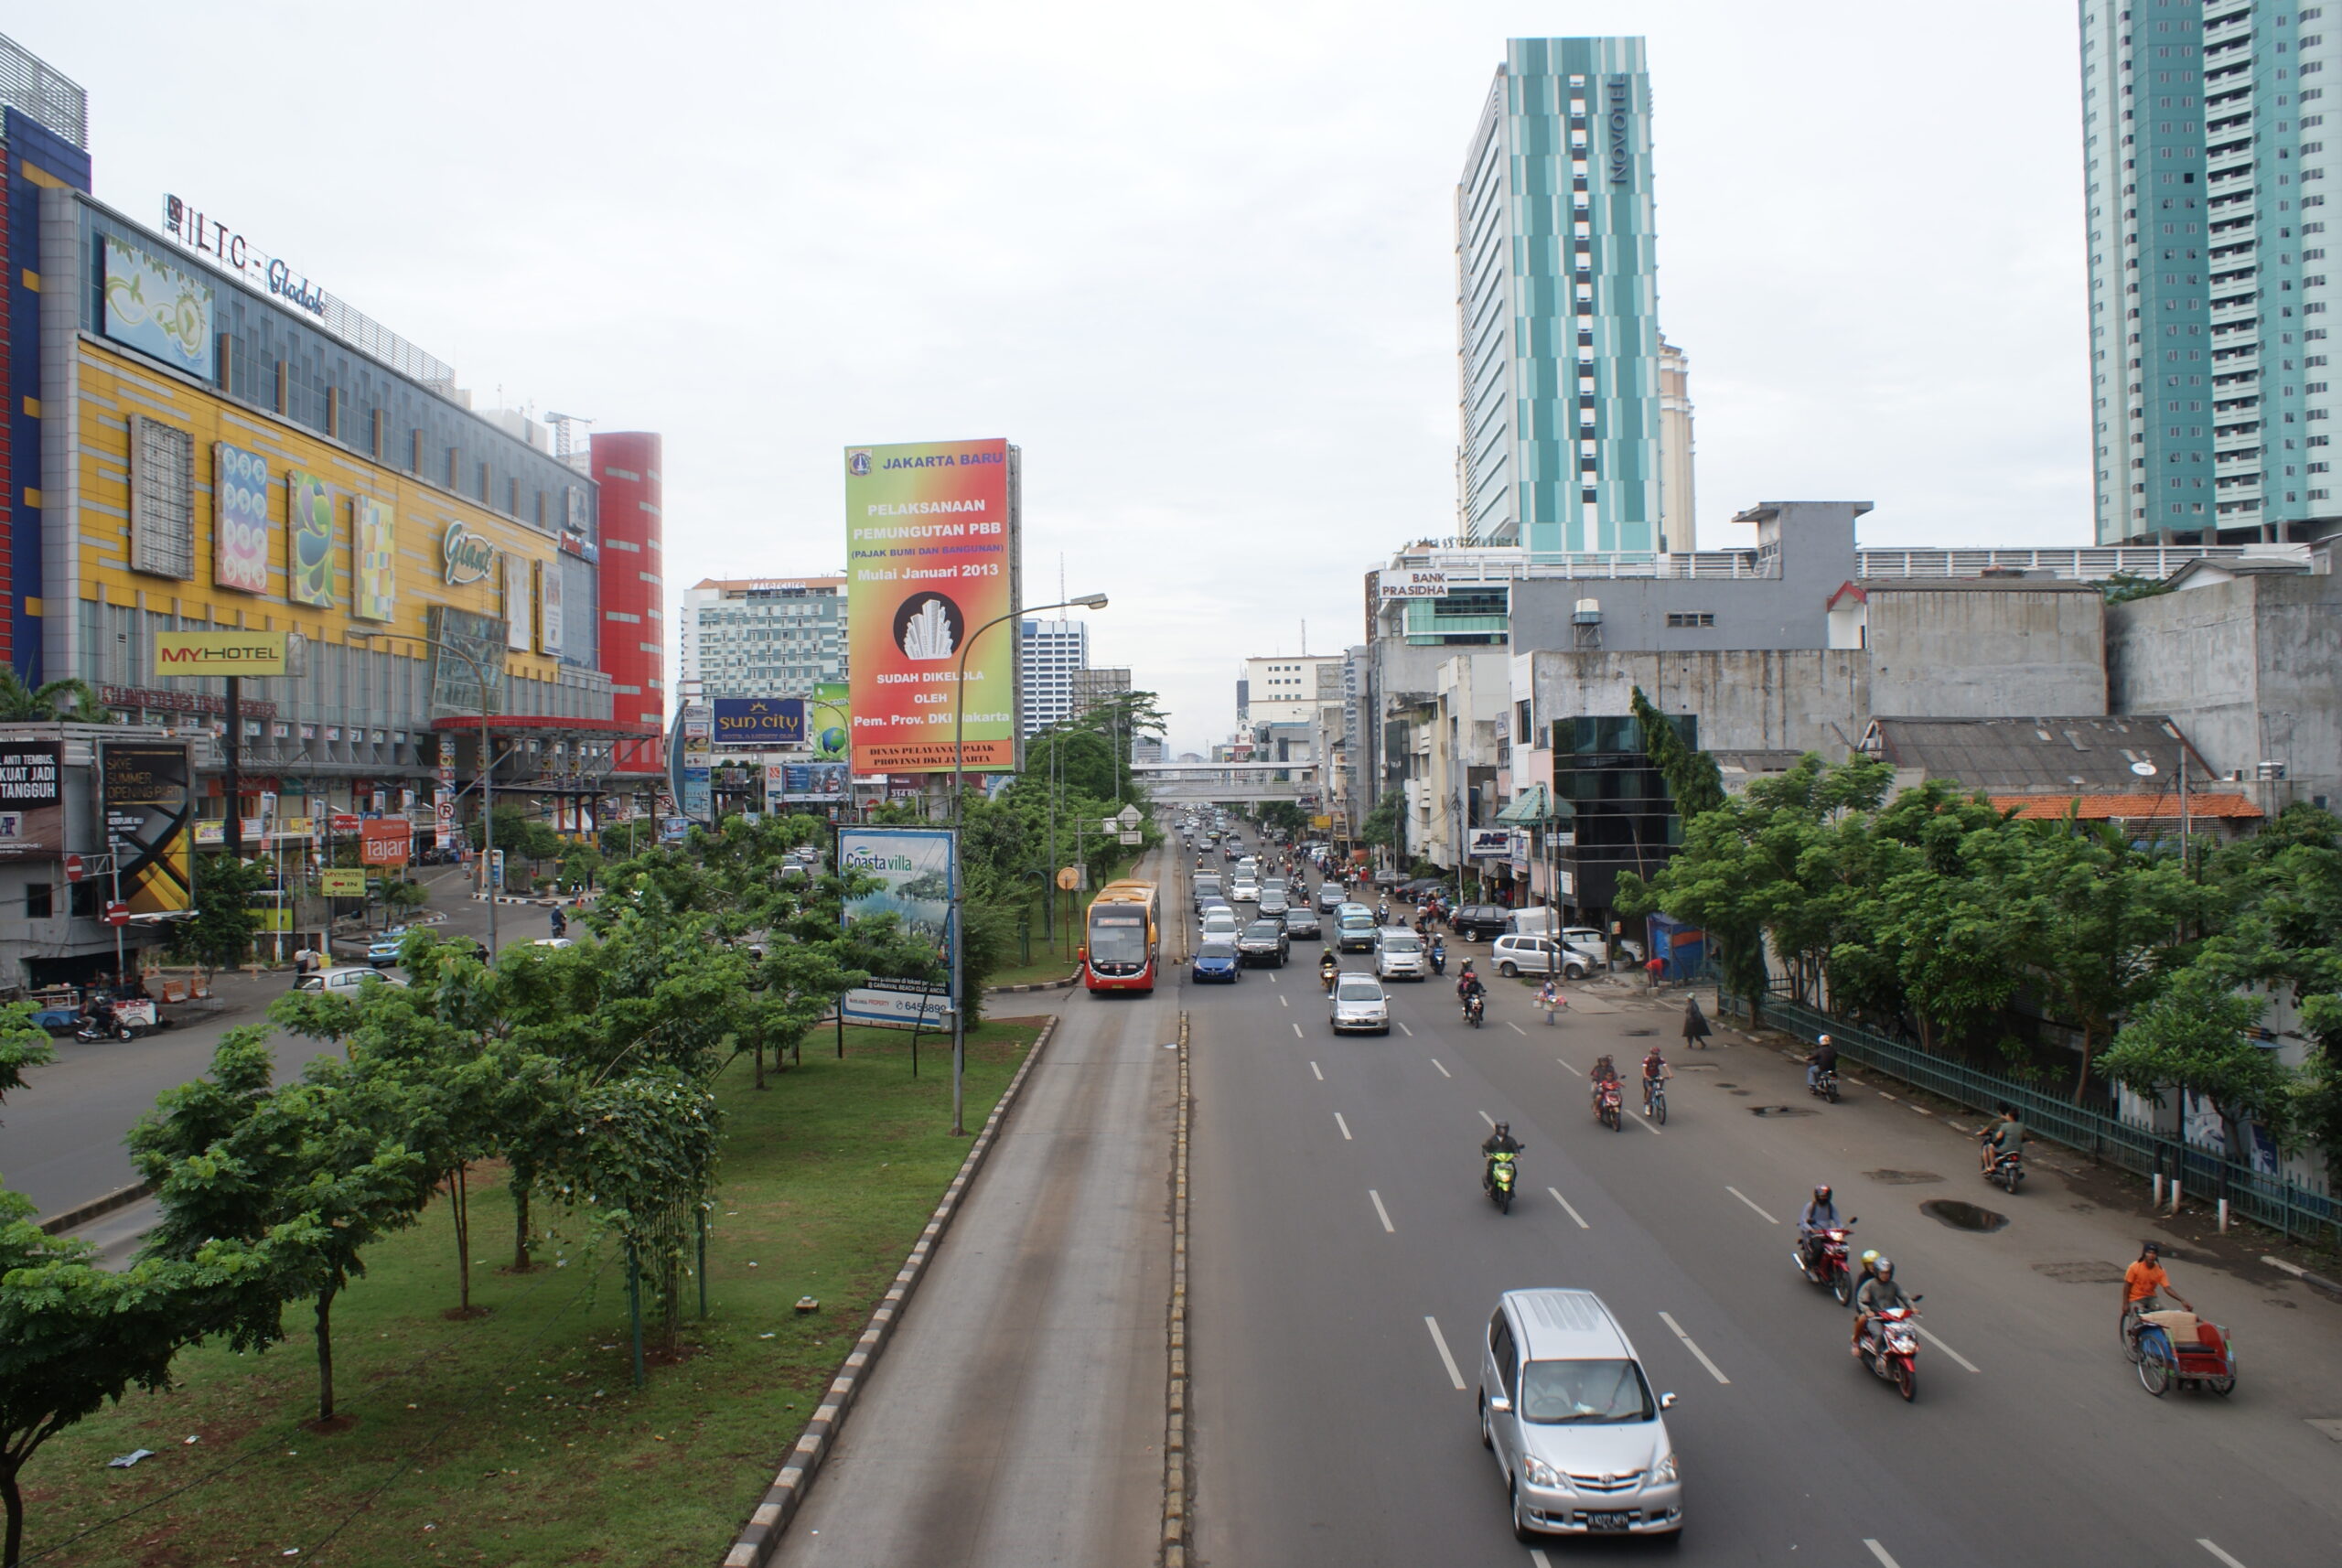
[286,470,336,607]
[838,826,954,1026]
[101,236,215,379]
[424,605,509,717]
[211,443,273,594]
[844,438,1017,773]
[101,742,194,915]
[353,497,397,621]
[536,558,564,654]
[0,742,65,862]
[503,554,532,651]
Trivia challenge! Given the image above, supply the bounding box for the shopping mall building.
[0,42,664,985]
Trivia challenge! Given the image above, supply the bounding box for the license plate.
[1587,1511,1635,1531]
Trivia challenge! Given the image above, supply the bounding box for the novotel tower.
[1456,38,1681,558]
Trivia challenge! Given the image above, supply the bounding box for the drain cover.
[2035,1261,2126,1284]
[1749,1104,1817,1117]
[1864,1170,1944,1186]
[1921,1199,2008,1232]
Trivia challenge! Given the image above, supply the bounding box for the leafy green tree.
[2100,570,2175,604]
[0,671,113,725]
[0,1005,54,1127]
[2100,965,2290,1159]
[171,853,268,977]
[1628,686,1725,819]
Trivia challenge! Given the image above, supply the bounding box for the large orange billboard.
[845,439,1020,773]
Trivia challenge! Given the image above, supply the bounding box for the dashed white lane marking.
[1267,972,1278,983]
[1507,1021,1527,1036]
[1478,1110,1497,1128]
[1658,1311,1730,1385]
[1547,1187,1589,1229]
[1726,1186,1779,1225]
[1430,1058,1451,1078]
[1424,1315,1466,1391]
[1554,1057,1582,1077]
[1396,1020,1415,1037]
[1628,1099,1663,1135]
[1280,994,1289,1007]
[1530,1552,1554,1568]
[1370,1189,1396,1233]
[1864,1542,1903,1568]
[1310,1061,1324,1081]
[1877,1090,1898,1102]
[1335,1112,1353,1141]
[2198,1541,2249,1568]
[1292,1023,1303,1038]
[1915,1324,1981,1374]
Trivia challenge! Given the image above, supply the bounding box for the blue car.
[1190,940,1242,983]
[366,927,412,968]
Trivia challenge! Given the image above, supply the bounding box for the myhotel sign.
[154,630,288,677]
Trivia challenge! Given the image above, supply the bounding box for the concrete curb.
[39,1179,157,1237]
[2262,1254,2342,1296]
[1163,1009,1192,1567]
[720,1014,1061,1568]
[987,971,1080,995]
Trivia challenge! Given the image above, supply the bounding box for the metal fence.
[1718,990,2340,1248]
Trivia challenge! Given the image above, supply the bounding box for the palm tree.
[0,671,115,724]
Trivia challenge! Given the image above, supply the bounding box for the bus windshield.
[1089,917,1151,966]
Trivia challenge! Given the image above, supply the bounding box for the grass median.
[22,1018,1045,1567]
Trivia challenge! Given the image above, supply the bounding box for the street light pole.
[349,631,499,954]
[947,592,1108,1135]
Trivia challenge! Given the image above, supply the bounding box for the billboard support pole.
[224,676,244,859]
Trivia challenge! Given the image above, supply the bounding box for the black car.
[1235,918,1291,967]
[1282,906,1322,940]
[1448,904,1512,941]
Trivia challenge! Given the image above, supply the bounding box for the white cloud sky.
[19,0,2087,757]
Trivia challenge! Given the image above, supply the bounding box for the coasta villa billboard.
[844,438,1019,773]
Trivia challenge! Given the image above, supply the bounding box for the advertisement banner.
[503,555,532,651]
[681,712,712,821]
[441,521,497,585]
[212,443,273,594]
[320,867,366,897]
[0,742,65,862]
[360,818,412,866]
[101,742,194,915]
[810,680,850,761]
[352,497,397,622]
[844,438,1017,773]
[155,629,288,678]
[424,606,508,717]
[536,557,564,654]
[1466,827,1515,858]
[102,237,215,379]
[713,697,806,748]
[287,470,336,607]
[771,761,851,802]
[839,826,954,1026]
[1378,569,1449,599]
[434,789,456,851]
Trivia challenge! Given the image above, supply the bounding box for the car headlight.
[1651,1451,1679,1485]
[1520,1455,1565,1489]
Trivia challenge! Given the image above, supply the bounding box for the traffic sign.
[62,854,84,883]
[102,900,131,927]
[1056,865,1085,892]
[1116,803,1143,829]
[1118,831,1142,844]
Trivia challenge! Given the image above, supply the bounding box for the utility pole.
[223,675,243,857]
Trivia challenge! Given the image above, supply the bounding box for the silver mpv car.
[1478,1289,1682,1540]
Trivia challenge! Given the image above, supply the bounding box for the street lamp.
[946,592,1109,1134]
[347,630,501,955]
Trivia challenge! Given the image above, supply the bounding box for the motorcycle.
[1595,1080,1623,1132]
[1792,1221,1860,1304]
[1984,1145,2025,1194]
[73,997,160,1043]
[1320,963,1339,993]
[1810,1066,1841,1103]
[1857,1300,1924,1402]
[1485,1149,1520,1213]
[1429,943,1446,977]
[1463,991,1486,1027]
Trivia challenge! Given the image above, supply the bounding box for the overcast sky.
[21,0,2087,757]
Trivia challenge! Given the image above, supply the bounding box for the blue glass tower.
[1457,38,1669,558]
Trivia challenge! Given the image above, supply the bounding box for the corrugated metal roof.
[1864,715,2198,794]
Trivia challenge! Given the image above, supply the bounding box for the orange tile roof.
[1991,792,2263,822]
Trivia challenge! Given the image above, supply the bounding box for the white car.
[1329,973,1391,1034]
[295,965,411,995]
[1200,910,1242,942]
[1561,927,1644,966]
[1491,934,1591,981]
[1374,928,1428,982]
[1230,880,1262,905]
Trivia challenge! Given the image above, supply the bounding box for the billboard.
[536,557,564,654]
[360,818,412,866]
[844,438,1017,773]
[1466,827,1519,858]
[320,867,366,897]
[212,443,273,594]
[810,680,850,761]
[838,826,954,1026]
[353,497,397,621]
[503,554,532,651]
[713,697,806,748]
[101,742,194,916]
[0,742,65,862]
[769,760,850,802]
[155,629,288,678]
[425,606,508,717]
[287,470,336,607]
[101,237,215,379]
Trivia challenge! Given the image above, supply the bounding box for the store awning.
[1496,784,1574,826]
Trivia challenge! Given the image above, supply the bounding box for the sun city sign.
[161,195,328,317]
[442,521,499,585]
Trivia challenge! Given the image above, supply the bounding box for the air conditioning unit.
[2225,769,2246,782]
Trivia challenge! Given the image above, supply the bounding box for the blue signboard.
[712,697,806,747]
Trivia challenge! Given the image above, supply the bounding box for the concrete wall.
[1528,649,1869,756]
[1864,586,2108,718]
[2108,572,2342,810]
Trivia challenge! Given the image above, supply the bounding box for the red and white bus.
[1083,878,1160,994]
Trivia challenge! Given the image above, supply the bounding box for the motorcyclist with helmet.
[1481,1119,1524,1196]
[1797,1184,1841,1272]
[1852,1256,1916,1358]
[1805,1034,1839,1092]
[1456,963,1488,1023]
[1319,947,1339,991]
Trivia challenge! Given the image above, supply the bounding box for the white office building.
[1019,618,1090,736]
[681,575,847,699]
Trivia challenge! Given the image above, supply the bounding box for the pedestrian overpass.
[1130,760,1317,804]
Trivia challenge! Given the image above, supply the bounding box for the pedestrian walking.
[1682,995,1713,1049]
[1538,978,1565,1026]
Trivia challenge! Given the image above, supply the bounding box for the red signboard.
[62,853,84,883]
[359,818,412,866]
[329,813,362,835]
[102,900,131,927]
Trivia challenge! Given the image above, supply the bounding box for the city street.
[1184,874,2342,1568]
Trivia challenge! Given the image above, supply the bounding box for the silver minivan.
[1479,1289,1682,1541]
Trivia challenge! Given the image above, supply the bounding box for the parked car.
[532,937,576,950]
[1478,1289,1682,1541]
[1236,919,1292,968]
[1450,904,1513,941]
[295,966,411,995]
[1282,906,1322,940]
[1329,973,1391,1034]
[1490,933,1589,981]
[1562,926,1644,965]
[1190,940,1242,983]
[1374,927,1429,982]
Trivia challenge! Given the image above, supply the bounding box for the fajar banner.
[359,817,412,866]
[844,438,1018,773]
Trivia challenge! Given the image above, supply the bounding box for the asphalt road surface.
[1186,870,2342,1568]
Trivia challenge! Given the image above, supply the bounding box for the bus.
[1084,878,1160,994]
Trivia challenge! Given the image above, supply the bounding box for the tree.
[2100,570,2175,604]
[0,671,113,725]
[0,1004,54,1127]
[1628,686,1724,819]
[2100,965,2290,1162]
[170,853,268,978]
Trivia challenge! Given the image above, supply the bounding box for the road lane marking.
[1864,1543,1903,1568]
[1370,1190,1395,1232]
[1310,1061,1323,1080]
[1726,1186,1779,1224]
[1431,1058,1451,1078]
[1268,972,1278,983]
[1479,1110,1497,1128]
[1547,1187,1589,1229]
[2199,1541,2248,1568]
[1396,1021,1414,1037]
[1423,1315,1466,1391]
[1280,994,1289,1007]
[1915,1325,1980,1374]
[1628,1100,1663,1135]
[1530,1554,1554,1568]
[1507,1022,1527,1036]
[1335,1112,1353,1141]
[1657,1311,1730,1384]
[1293,1023,1303,1038]
[1554,1057,1582,1077]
